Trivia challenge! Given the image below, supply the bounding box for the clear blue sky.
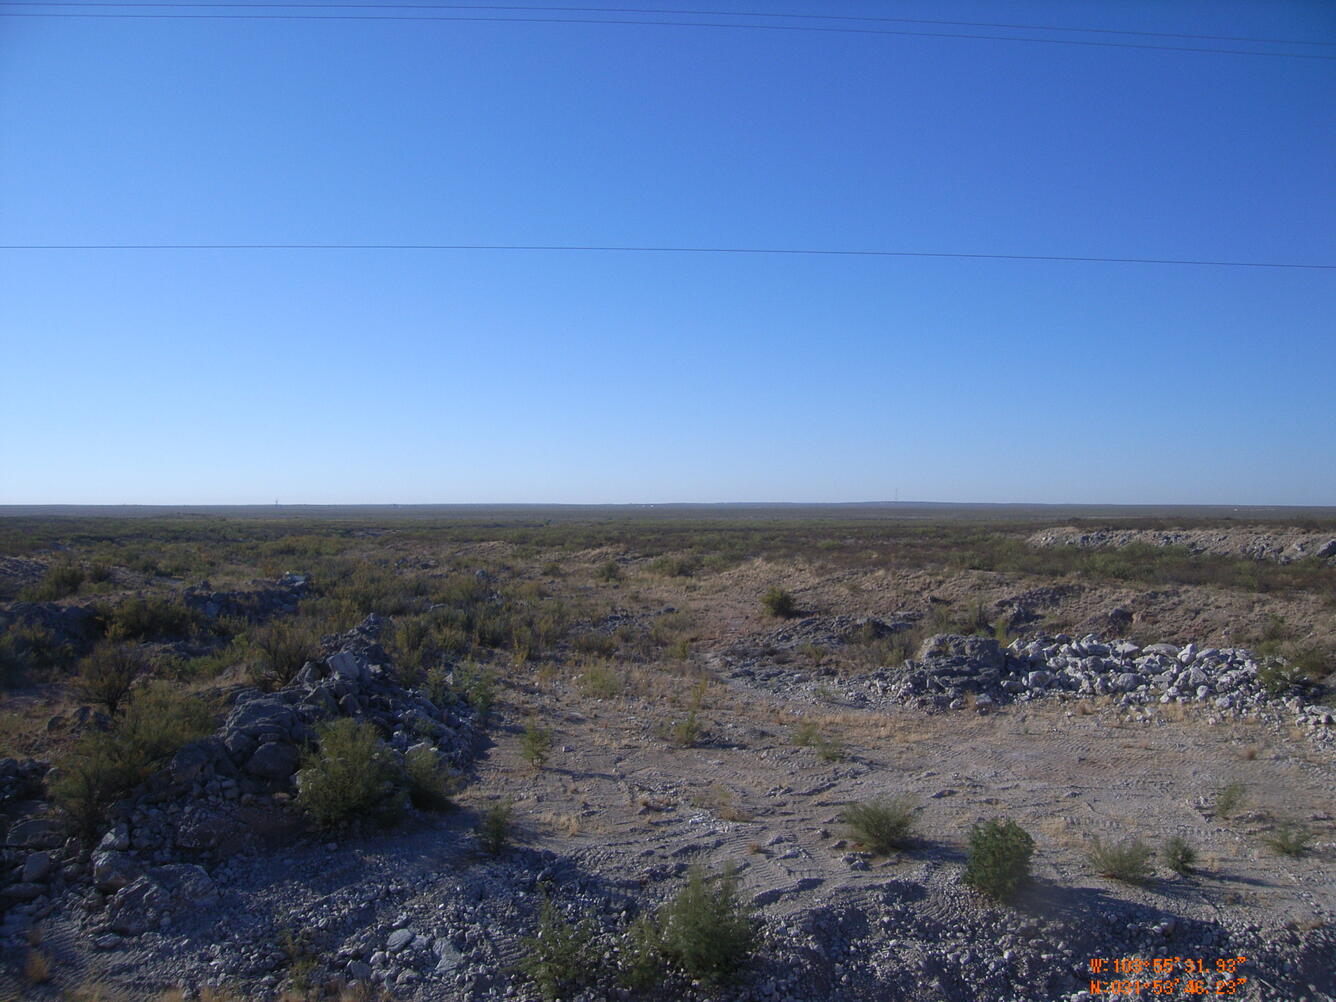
[2,1,1333,505]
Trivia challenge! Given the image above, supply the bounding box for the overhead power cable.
[2,243,1333,270]
[6,2,1332,48]
[2,5,1332,59]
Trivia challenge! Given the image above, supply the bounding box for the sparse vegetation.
[1088,836,1154,884]
[248,619,320,691]
[842,796,918,855]
[23,563,85,601]
[518,897,601,1001]
[403,744,456,811]
[1215,780,1247,818]
[1261,821,1312,857]
[1163,835,1197,876]
[477,799,513,856]
[521,722,553,768]
[74,642,143,714]
[761,587,797,618]
[637,865,758,985]
[963,818,1035,900]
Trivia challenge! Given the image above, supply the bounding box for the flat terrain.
[1,508,1334,1001]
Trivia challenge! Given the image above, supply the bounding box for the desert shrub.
[571,631,617,657]
[1088,837,1154,883]
[452,661,497,721]
[842,796,918,855]
[650,554,702,578]
[51,683,215,836]
[617,913,666,992]
[521,723,553,769]
[963,818,1035,900]
[23,564,85,601]
[477,799,513,856]
[1215,780,1247,818]
[104,596,199,641]
[74,642,143,714]
[597,560,622,583]
[518,897,601,1001]
[248,620,319,691]
[0,623,74,683]
[403,744,455,811]
[1163,835,1197,876]
[792,720,820,747]
[577,659,621,698]
[655,865,757,984]
[761,587,797,618]
[1261,821,1312,857]
[671,709,702,747]
[296,719,405,829]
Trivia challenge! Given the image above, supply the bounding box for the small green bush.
[248,620,320,691]
[655,865,757,984]
[1088,836,1154,884]
[1162,835,1196,876]
[296,719,404,829]
[452,661,496,722]
[671,709,702,748]
[477,799,513,856]
[761,587,797,618]
[597,561,622,583]
[521,723,553,769]
[403,745,455,811]
[104,596,199,641]
[842,796,918,855]
[1215,780,1247,818]
[74,643,143,715]
[22,564,86,601]
[963,818,1035,900]
[1261,822,1312,857]
[51,682,215,837]
[518,897,601,1001]
[0,623,74,683]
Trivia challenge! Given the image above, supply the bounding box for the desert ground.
[1,506,1333,1002]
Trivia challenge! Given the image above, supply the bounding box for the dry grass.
[23,948,51,985]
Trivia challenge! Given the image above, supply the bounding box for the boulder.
[92,850,144,893]
[916,634,1006,671]
[5,816,64,849]
[245,742,300,782]
[21,850,54,884]
[327,651,366,682]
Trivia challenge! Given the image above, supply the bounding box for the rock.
[5,816,64,849]
[327,652,366,682]
[1113,673,1141,693]
[347,960,373,981]
[99,824,131,853]
[434,943,464,973]
[92,850,144,893]
[92,933,122,950]
[21,850,55,883]
[917,634,1005,671]
[106,876,171,935]
[387,928,413,952]
[171,739,224,785]
[245,742,300,782]
[1025,671,1054,689]
[0,882,45,903]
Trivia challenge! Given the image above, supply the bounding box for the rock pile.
[875,633,1333,735]
[182,573,310,622]
[1028,526,1336,564]
[1,614,483,949]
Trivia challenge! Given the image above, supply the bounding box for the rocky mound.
[1028,526,1336,564]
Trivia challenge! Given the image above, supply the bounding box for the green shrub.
[617,913,666,992]
[761,587,797,618]
[1261,822,1312,857]
[104,596,199,641]
[1088,837,1154,884]
[51,683,215,837]
[74,643,143,715]
[597,560,623,583]
[842,796,918,855]
[22,564,86,601]
[0,623,74,683]
[518,898,601,1001]
[792,720,820,747]
[655,865,757,984]
[452,661,496,722]
[248,620,319,691]
[521,723,553,769]
[403,745,455,811]
[671,709,702,747]
[963,818,1035,900]
[1215,780,1247,818]
[1163,835,1196,876]
[296,719,404,830]
[477,799,513,856]
[577,659,621,698]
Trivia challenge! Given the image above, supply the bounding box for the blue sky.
[2,1,1333,505]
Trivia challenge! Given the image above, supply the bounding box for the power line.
[3,6,1332,59]
[2,243,1332,270]
[7,1,1333,48]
